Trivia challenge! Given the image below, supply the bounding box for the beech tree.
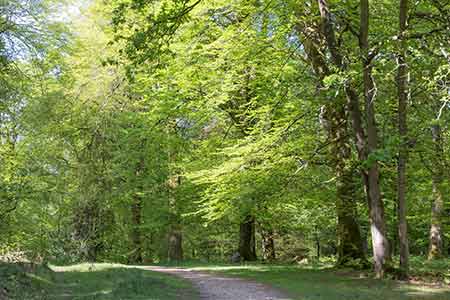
[1,0,449,280]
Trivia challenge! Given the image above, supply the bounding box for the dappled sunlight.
[187,263,336,273]
[180,263,450,300]
[1,1,450,300]
[31,263,198,299]
[50,263,125,272]
[50,289,113,298]
[26,272,55,285]
[394,284,450,299]
[146,265,292,300]
[190,265,269,272]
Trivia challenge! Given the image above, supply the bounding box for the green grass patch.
[168,260,450,300]
[408,257,450,284]
[1,262,198,300]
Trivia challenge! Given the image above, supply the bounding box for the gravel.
[146,266,291,300]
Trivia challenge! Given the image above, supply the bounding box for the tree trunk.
[129,157,145,263]
[239,215,257,261]
[396,0,410,278]
[168,229,183,261]
[312,0,370,264]
[295,6,366,267]
[358,0,392,278]
[315,235,321,259]
[73,201,103,262]
[328,104,367,267]
[428,124,444,259]
[167,172,183,262]
[129,195,143,263]
[261,227,276,261]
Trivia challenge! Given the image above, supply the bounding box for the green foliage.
[0,0,449,287]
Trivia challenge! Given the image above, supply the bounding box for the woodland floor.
[0,263,198,300]
[154,259,450,300]
[1,259,450,300]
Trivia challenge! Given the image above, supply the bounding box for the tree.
[396,0,410,278]
[356,0,390,276]
[2,0,450,277]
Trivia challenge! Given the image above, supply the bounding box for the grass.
[0,262,198,300]
[159,258,450,300]
[408,257,450,283]
[1,257,448,300]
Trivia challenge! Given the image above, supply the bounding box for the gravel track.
[146,266,291,300]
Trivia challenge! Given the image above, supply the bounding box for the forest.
[0,0,449,299]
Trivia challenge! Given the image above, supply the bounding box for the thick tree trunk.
[261,227,276,261]
[346,86,390,276]
[428,124,444,259]
[239,215,257,261]
[329,104,367,267]
[318,0,370,264]
[295,8,366,267]
[396,0,410,278]
[359,0,391,278]
[345,88,370,205]
[129,195,143,263]
[73,201,103,262]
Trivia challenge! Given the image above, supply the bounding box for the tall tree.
[396,0,410,278]
[358,0,391,278]
[428,121,445,259]
[295,3,367,267]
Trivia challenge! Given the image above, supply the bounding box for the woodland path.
[145,266,291,300]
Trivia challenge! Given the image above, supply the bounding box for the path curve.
[145,266,291,300]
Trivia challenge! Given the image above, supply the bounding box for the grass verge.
[0,262,198,300]
[160,258,450,300]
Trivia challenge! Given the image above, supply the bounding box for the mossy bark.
[73,201,104,262]
[312,0,389,276]
[295,5,367,268]
[261,227,276,261]
[328,104,367,268]
[239,215,257,261]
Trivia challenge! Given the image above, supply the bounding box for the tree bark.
[328,103,367,267]
[295,8,366,267]
[261,227,276,261]
[130,195,143,263]
[317,0,397,270]
[73,201,103,262]
[129,157,145,263]
[315,232,321,259]
[239,215,257,261]
[359,0,391,278]
[167,172,183,262]
[168,229,183,261]
[396,0,410,278]
[428,123,444,259]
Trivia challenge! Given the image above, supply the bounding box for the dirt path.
[146,266,291,300]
